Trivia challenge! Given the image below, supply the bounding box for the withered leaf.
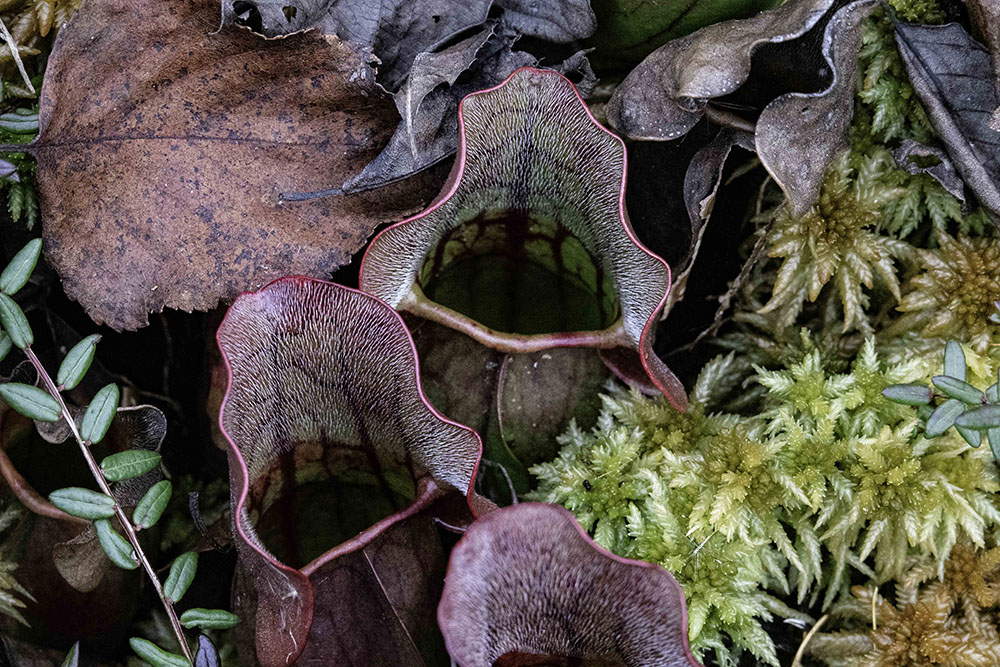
[667,127,754,314]
[339,6,597,193]
[606,0,840,141]
[341,23,536,193]
[892,138,965,201]
[895,21,1000,218]
[754,0,875,216]
[51,526,106,593]
[965,0,1000,130]
[438,503,699,666]
[222,0,494,90]
[35,0,437,331]
[222,0,594,90]
[608,0,875,216]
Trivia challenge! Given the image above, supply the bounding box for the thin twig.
[0,16,34,95]
[23,347,194,664]
[791,614,828,667]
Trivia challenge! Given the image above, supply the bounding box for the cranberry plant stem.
[23,346,194,664]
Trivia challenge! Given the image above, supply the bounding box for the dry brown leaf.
[34,0,438,330]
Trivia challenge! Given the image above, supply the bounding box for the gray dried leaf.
[222,0,594,91]
[342,25,535,193]
[498,0,596,42]
[608,0,874,215]
[895,21,1000,218]
[892,138,966,201]
[755,0,876,216]
[606,0,839,141]
[222,0,493,90]
[965,0,1000,130]
[664,127,754,314]
[341,14,597,193]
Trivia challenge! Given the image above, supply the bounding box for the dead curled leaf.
[892,138,965,202]
[341,23,537,194]
[438,502,700,667]
[360,67,689,411]
[223,0,495,89]
[666,127,755,315]
[964,0,1000,130]
[217,276,483,665]
[894,20,1000,218]
[607,0,876,217]
[222,0,595,89]
[34,0,438,331]
[753,0,875,217]
[341,18,597,192]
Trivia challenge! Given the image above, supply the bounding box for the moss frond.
[759,152,910,334]
[531,337,1000,662]
[885,232,1000,354]
[810,543,1000,666]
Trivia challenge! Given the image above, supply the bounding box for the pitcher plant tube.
[359,67,688,411]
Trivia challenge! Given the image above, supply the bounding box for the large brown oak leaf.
[34,0,438,330]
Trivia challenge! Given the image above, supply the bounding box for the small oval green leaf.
[882,383,933,406]
[100,450,161,482]
[79,384,119,444]
[128,638,190,667]
[955,405,1000,431]
[0,382,61,421]
[925,399,966,437]
[931,375,984,405]
[0,238,41,295]
[60,642,79,667]
[48,487,116,520]
[0,330,10,363]
[987,383,999,403]
[133,480,172,530]
[943,341,966,381]
[0,113,39,133]
[57,334,100,390]
[164,551,198,603]
[0,293,32,349]
[988,427,1000,461]
[956,424,982,447]
[94,518,138,570]
[179,608,240,630]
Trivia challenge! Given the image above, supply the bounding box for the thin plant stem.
[0,16,34,95]
[23,346,194,664]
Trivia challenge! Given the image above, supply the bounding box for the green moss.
[888,233,1000,354]
[531,337,1000,663]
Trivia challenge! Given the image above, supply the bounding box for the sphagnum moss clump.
[759,151,909,334]
[531,337,1000,665]
[809,543,1000,666]
[890,232,1000,354]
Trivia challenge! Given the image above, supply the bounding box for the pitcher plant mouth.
[360,67,688,410]
[216,276,484,666]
